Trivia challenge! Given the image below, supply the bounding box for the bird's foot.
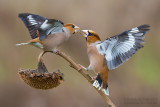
[55,50,59,55]
[78,64,87,71]
[91,76,97,81]
[53,49,59,55]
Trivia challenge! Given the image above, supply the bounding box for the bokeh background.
[0,0,160,107]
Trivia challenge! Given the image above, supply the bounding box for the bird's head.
[63,23,80,36]
[80,30,101,45]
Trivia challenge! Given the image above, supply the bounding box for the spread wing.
[18,13,64,40]
[96,25,150,70]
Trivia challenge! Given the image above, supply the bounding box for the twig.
[48,50,116,107]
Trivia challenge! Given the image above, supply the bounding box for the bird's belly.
[90,56,105,73]
[42,33,67,51]
[88,50,106,73]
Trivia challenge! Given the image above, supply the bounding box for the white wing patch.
[28,15,38,25]
[40,20,49,29]
[96,43,105,55]
[130,27,139,33]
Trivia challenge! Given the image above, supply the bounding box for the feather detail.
[18,13,64,40]
[96,25,150,70]
[18,13,46,39]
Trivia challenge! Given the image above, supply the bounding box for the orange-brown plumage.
[64,24,75,34]
[80,30,109,95]
[87,45,109,89]
[86,30,101,45]
[80,25,150,96]
[29,37,41,43]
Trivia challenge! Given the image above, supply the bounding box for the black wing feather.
[18,13,46,39]
[18,13,64,40]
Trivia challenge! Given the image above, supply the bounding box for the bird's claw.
[53,49,59,55]
[78,64,87,71]
[91,76,97,81]
[55,50,59,55]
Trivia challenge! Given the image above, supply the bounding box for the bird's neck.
[62,27,72,39]
[87,40,101,46]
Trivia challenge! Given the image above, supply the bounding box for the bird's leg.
[87,65,92,71]
[38,51,47,62]
[91,76,97,81]
[78,64,88,71]
[78,64,92,71]
[78,64,96,81]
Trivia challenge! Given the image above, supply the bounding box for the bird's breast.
[87,46,108,73]
[41,32,67,51]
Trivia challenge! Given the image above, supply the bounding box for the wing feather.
[96,25,150,70]
[18,13,46,39]
[18,13,64,40]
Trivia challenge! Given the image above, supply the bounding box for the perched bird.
[80,25,150,96]
[16,13,80,55]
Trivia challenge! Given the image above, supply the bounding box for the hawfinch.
[16,13,80,54]
[80,25,150,96]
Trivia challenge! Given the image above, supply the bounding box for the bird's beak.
[80,30,88,38]
[74,26,80,33]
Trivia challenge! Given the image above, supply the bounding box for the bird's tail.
[16,42,29,46]
[92,74,109,96]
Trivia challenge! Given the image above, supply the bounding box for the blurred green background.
[0,0,160,107]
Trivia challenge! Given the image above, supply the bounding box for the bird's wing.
[38,19,64,40]
[96,25,150,70]
[18,13,64,40]
[19,13,46,39]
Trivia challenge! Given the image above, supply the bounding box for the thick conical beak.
[74,25,80,33]
[80,30,88,37]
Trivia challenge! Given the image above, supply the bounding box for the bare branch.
[52,50,116,107]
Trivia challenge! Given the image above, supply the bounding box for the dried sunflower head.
[18,59,64,89]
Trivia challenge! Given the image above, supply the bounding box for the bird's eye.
[88,31,92,36]
[71,24,75,28]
